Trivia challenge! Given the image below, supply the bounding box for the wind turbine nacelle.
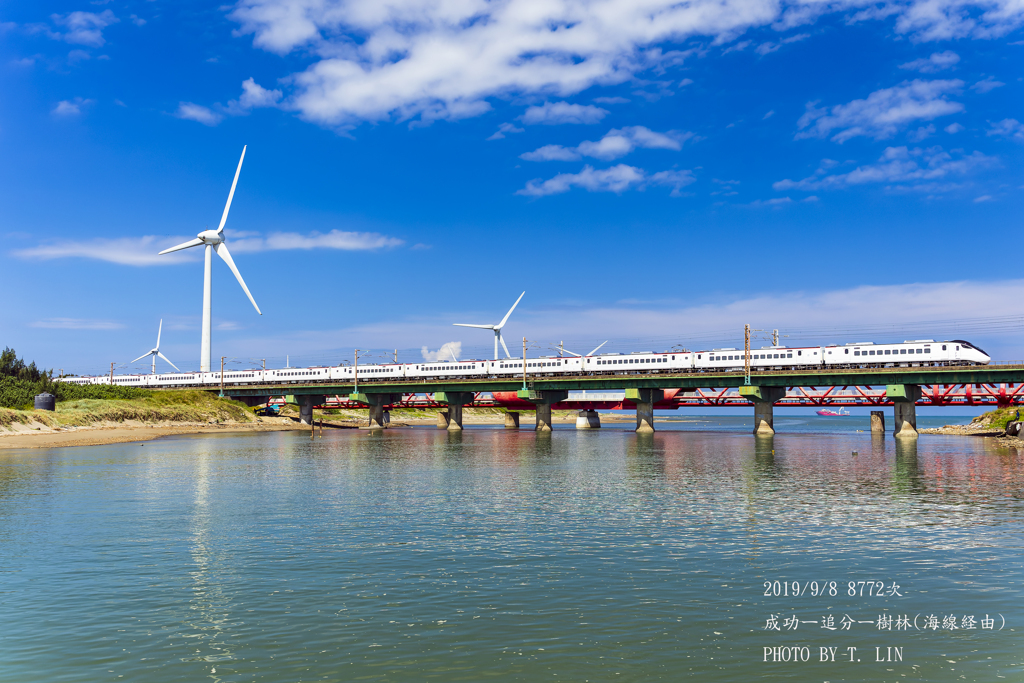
[198,230,223,244]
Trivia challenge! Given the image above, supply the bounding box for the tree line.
[1,347,150,409]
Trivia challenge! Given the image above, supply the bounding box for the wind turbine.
[158,146,261,372]
[559,341,609,358]
[131,319,179,374]
[453,292,525,360]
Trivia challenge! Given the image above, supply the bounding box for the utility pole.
[522,337,528,390]
[262,359,266,371]
[744,324,751,385]
[109,362,114,385]
[773,329,779,346]
[220,356,226,396]
[394,349,398,363]
[558,341,564,357]
[353,349,360,394]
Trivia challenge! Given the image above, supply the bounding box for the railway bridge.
[213,364,1024,437]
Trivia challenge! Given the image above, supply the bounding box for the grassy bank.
[0,390,256,431]
[970,406,1024,431]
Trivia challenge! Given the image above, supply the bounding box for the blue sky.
[1,0,1022,374]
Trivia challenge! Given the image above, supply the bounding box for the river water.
[1,418,1022,682]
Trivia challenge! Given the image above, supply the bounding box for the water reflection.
[2,428,1024,683]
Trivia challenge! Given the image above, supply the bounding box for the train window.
[844,349,849,354]
[917,349,923,354]
[925,348,931,353]
[787,354,792,358]
[798,350,802,356]
[672,356,676,360]
[884,350,890,355]
[854,351,859,356]
[900,349,907,354]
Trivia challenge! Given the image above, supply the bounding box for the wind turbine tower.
[453,292,525,360]
[158,146,262,372]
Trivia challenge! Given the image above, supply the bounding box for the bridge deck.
[212,365,1024,397]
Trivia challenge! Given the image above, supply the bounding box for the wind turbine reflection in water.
[158,146,262,372]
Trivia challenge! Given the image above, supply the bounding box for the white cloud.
[225,0,1024,131]
[486,121,525,141]
[974,194,993,202]
[907,124,935,141]
[593,96,630,104]
[944,122,964,133]
[751,196,793,206]
[421,341,462,362]
[52,97,94,117]
[11,230,404,266]
[987,118,1024,139]
[971,76,1005,93]
[521,126,690,162]
[899,50,960,72]
[520,144,582,161]
[755,32,809,55]
[518,164,694,196]
[51,10,117,47]
[235,77,283,108]
[797,79,964,142]
[521,102,608,125]
[773,146,995,192]
[230,229,404,252]
[175,102,224,126]
[30,318,124,330]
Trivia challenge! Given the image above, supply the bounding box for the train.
[60,339,990,388]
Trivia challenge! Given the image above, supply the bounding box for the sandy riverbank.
[0,417,311,450]
[0,409,621,450]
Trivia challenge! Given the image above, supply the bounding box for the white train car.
[823,340,989,367]
[585,351,692,373]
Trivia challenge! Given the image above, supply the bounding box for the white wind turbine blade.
[158,237,204,255]
[561,348,582,357]
[453,323,495,329]
[131,351,153,364]
[155,319,162,349]
[213,242,262,315]
[449,348,459,362]
[499,335,511,359]
[587,341,609,356]
[495,291,525,330]
[157,351,179,371]
[217,145,246,233]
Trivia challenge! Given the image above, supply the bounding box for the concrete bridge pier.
[870,411,886,434]
[437,411,450,429]
[504,411,520,429]
[436,392,475,431]
[296,394,326,425]
[887,385,921,439]
[740,386,786,436]
[350,392,401,430]
[517,389,568,432]
[626,389,663,433]
[576,410,601,429]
